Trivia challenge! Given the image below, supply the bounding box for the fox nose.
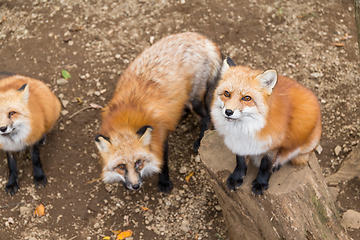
[132,184,140,190]
[0,126,7,132]
[225,109,233,116]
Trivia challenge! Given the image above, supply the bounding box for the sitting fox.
[0,73,61,195]
[211,58,322,195]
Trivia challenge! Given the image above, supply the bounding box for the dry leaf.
[141,207,149,211]
[340,33,352,41]
[103,237,111,240]
[185,172,194,183]
[111,230,122,235]
[90,103,103,109]
[34,204,45,217]
[116,230,133,240]
[0,16,6,24]
[331,42,345,47]
[75,97,82,104]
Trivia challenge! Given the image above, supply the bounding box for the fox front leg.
[252,155,273,196]
[30,143,47,187]
[5,152,19,195]
[226,155,247,191]
[158,140,173,193]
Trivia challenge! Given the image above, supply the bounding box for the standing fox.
[95,32,222,193]
[211,58,322,195]
[0,73,61,195]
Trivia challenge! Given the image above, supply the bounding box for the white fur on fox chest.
[211,101,271,157]
[221,124,271,156]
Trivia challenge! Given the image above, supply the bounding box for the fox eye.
[242,96,252,101]
[117,164,125,170]
[8,111,16,118]
[224,91,231,98]
[135,159,142,168]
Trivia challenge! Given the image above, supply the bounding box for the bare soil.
[0,0,359,239]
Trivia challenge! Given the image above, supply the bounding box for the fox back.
[211,61,322,167]
[0,75,61,152]
[96,32,222,191]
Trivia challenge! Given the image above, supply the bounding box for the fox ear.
[255,70,277,95]
[95,135,111,153]
[17,84,30,103]
[220,57,236,79]
[137,125,153,147]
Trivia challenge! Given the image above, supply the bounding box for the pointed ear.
[17,84,30,103]
[220,57,236,79]
[94,135,111,153]
[136,125,153,147]
[255,70,277,95]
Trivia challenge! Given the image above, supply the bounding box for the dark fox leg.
[158,139,173,193]
[252,155,273,196]
[226,155,247,191]
[191,99,211,152]
[30,143,47,187]
[5,152,19,195]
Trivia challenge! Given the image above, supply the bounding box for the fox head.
[211,58,278,134]
[0,84,31,150]
[95,125,161,191]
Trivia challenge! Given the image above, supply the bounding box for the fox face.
[0,84,31,151]
[212,58,278,135]
[95,126,161,190]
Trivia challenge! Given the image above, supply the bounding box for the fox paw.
[226,173,244,191]
[34,174,47,188]
[158,179,173,193]
[5,181,19,196]
[251,179,268,196]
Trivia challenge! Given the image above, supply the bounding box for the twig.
[0,199,34,209]
[85,177,102,185]
[68,106,92,119]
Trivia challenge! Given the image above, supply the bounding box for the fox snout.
[124,172,143,191]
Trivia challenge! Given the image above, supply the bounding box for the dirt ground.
[0,0,359,239]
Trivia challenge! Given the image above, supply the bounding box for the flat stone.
[343,210,360,229]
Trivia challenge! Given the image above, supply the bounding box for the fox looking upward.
[211,58,322,195]
[0,73,61,195]
[95,32,222,193]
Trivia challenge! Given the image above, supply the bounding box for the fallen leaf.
[185,172,194,183]
[340,33,352,41]
[61,70,71,80]
[75,97,82,104]
[141,207,149,211]
[111,230,122,235]
[116,230,133,240]
[331,42,345,47]
[0,16,6,24]
[34,204,45,217]
[90,103,103,109]
[103,237,111,240]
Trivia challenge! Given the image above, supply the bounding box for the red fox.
[0,73,61,195]
[211,58,322,195]
[95,32,222,192]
